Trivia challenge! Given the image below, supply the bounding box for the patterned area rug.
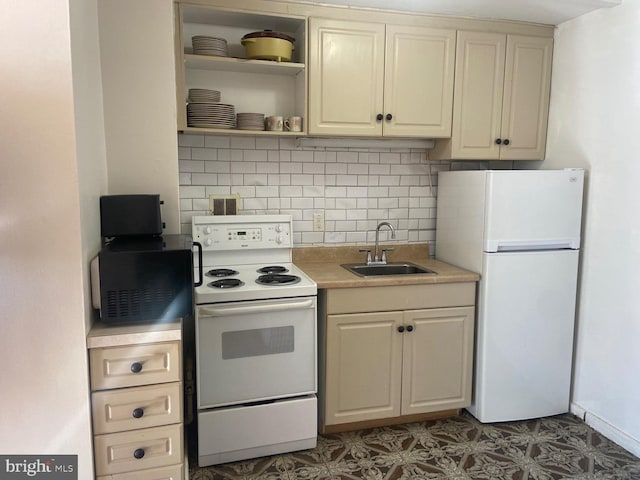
[188,413,640,479]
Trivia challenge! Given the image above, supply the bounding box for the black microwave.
[91,235,202,324]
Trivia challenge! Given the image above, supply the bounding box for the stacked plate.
[187,103,236,129]
[188,88,221,103]
[236,113,265,131]
[192,36,228,57]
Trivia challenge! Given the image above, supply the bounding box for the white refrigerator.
[435,169,584,423]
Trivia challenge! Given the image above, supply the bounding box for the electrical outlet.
[313,212,324,232]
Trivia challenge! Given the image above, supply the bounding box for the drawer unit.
[88,331,184,480]
[92,382,183,435]
[96,463,183,480]
[90,342,181,391]
[94,423,183,476]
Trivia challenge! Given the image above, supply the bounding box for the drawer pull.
[130,362,143,373]
[132,407,144,419]
[133,448,145,459]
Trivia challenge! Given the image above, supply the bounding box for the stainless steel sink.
[341,262,437,277]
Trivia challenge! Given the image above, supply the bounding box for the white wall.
[540,0,640,455]
[98,0,181,234]
[0,0,104,476]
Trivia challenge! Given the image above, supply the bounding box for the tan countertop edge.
[87,320,182,349]
[293,244,479,289]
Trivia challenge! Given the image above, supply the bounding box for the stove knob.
[204,238,213,247]
[204,226,212,234]
[276,235,285,244]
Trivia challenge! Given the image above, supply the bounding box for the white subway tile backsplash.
[303,163,325,174]
[243,174,267,186]
[281,185,303,197]
[336,198,358,209]
[204,136,230,148]
[336,151,358,163]
[243,150,268,162]
[231,162,256,174]
[348,163,368,175]
[180,185,206,198]
[255,137,279,150]
[230,137,256,149]
[178,135,204,147]
[178,134,446,250]
[291,174,314,185]
[192,148,218,161]
[292,150,314,163]
[192,173,218,185]
[281,163,303,174]
[303,186,324,197]
[178,147,191,160]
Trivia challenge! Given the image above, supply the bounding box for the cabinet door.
[500,35,553,160]
[383,25,455,138]
[401,307,474,415]
[450,31,506,159]
[308,18,385,136]
[325,311,403,425]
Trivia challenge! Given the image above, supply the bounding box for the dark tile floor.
[188,412,640,480]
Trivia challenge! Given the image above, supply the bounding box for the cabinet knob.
[495,138,502,145]
[376,113,383,121]
[397,325,405,333]
[406,325,414,332]
[133,448,145,459]
[130,362,143,374]
[386,113,393,121]
[132,407,144,419]
[503,139,510,145]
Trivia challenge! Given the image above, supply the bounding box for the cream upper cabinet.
[308,18,385,136]
[436,31,553,160]
[308,18,455,137]
[383,25,455,137]
[501,35,553,160]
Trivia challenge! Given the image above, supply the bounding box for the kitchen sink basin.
[341,262,437,277]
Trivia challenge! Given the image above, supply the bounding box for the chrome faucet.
[372,221,395,264]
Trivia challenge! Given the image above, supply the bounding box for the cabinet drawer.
[90,342,181,391]
[94,424,183,476]
[92,382,183,435]
[326,283,476,314]
[96,463,183,480]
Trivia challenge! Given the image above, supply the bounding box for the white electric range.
[191,214,318,467]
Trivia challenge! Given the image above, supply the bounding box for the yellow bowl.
[241,35,294,62]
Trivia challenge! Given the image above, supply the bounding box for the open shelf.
[181,127,305,136]
[184,54,304,76]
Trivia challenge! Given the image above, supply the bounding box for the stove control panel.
[192,215,292,251]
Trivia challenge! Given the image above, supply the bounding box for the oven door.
[196,296,317,409]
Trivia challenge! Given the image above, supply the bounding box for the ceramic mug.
[265,115,283,131]
[284,116,303,132]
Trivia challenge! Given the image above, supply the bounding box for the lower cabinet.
[320,284,475,429]
[88,339,184,479]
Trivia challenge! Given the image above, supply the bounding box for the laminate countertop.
[292,244,479,289]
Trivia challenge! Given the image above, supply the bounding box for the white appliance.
[192,215,318,466]
[435,169,584,423]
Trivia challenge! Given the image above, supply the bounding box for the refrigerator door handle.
[487,238,580,252]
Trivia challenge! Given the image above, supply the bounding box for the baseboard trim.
[571,402,640,457]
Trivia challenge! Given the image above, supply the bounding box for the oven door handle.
[199,299,314,317]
